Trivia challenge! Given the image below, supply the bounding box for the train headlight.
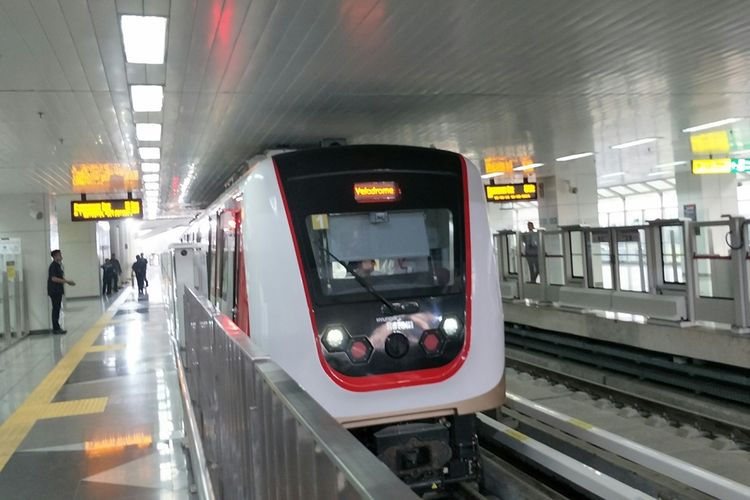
[322,326,349,352]
[440,316,462,337]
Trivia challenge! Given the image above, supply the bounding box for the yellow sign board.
[485,183,537,202]
[689,131,730,154]
[71,163,140,193]
[71,199,143,221]
[691,158,732,175]
[484,155,535,175]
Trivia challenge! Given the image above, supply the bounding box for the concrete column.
[0,193,54,332]
[675,171,738,221]
[536,159,599,228]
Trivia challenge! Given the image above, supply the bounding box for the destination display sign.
[353,182,401,203]
[71,163,140,193]
[485,182,538,202]
[71,199,143,221]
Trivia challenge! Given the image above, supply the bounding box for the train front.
[273,145,505,490]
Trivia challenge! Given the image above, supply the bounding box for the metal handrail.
[179,286,418,500]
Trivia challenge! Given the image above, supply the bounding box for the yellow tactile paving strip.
[87,344,126,352]
[0,293,131,472]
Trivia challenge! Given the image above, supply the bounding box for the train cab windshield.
[305,208,460,302]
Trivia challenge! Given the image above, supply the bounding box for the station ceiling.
[1,0,750,211]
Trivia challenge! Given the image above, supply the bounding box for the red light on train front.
[353,181,401,203]
[420,330,445,356]
[347,337,373,363]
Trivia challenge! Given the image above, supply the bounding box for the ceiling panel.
[1,0,750,206]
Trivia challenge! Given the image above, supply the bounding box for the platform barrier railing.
[180,286,418,500]
[496,216,749,332]
[1,272,29,350]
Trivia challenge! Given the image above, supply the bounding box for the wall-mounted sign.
[683,204,697,221]
[485,182,538,202]
[689,131,730,154]
[71,163,140,193]
[71,199,143,221]
[692,158,750,175]
[691,158,732,175]
[353,182,401,203]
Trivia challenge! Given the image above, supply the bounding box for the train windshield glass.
[305,209,458,300]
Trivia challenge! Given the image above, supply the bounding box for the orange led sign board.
[71,199,143,221]
[485,183,537,202]
[691,158,732,175]
[689,131,730,155]
[71,163,140,193]
[353,182,401,203]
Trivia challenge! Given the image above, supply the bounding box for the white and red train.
[179,145,505,488]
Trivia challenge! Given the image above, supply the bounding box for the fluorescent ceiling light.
[139,147,160,160]
[655,161,686,169]
[141,162,160,173]
[611,137,659,150]
[629,183,652,193]
[647,180,673,190]
[599,172,624,179]
[142,173,160,183]
[556,152,594,162]
[731,149,750,156]
[682,118,742,133]
[597,188,616,197]
[481,172,504,179]
[513,163,544,171]
[648,171,670,177]
[136,123,162,142]
[131,85,163,112]
[121,15,168,64]
[144,182,160,191]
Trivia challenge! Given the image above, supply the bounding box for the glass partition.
[660,225,686,284]
[587,230,613,289]
[544,232,565,285]
[569,231,584,279]
[616,228,649,292]
[693,224,732,299]
[504,233,518,275]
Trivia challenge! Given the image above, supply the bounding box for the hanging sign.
[485,182,537,202]
[71,163,140,193]
[71,199,143,221]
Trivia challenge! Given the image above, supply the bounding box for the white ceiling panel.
[3,0,750,206]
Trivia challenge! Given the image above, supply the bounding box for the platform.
[503,301,750,369]
[0,284,191,499]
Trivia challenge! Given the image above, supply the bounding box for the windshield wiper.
[322,248,398,314]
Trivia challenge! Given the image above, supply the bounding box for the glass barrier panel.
[694,225,732,298]
[569,231,584,278]
[660,225,685,284]
[616,228,649,292]
[521,231,540,283]
[587,230,613,289]
[504,233,518,275]
[544,232,565,285]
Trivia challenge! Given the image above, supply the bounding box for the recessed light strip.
[513,163,544,171]
[121,16,168,64]
[655,161,686,168]
[481,172,504,179]
[611,137,658,150]
[556,152,594,162]
[682,118,742,133]
[599,172,625,179]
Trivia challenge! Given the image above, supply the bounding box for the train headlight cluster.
[322,326,347,351]
[440,316,463,337]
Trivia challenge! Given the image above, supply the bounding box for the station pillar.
[674,171,738,221]
[536,160,599,228]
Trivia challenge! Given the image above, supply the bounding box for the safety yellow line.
[0,292,131,471]
[87,344,126,352]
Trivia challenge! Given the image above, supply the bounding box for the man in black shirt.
[48,249,76,334]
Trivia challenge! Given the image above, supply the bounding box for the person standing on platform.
[48,249,75,334]
[101,258,113,296]
[132,255,147,295]
[522,221,540,283]
[110,254,122,292]
[140,253,149,288]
